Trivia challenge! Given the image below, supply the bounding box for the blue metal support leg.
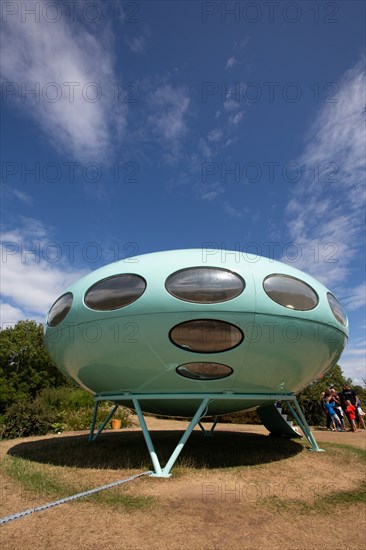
[132,398,163,476]
[89,401,99,442]
[89,403,119,443]
[198,416,220,437]
[160,398,209,477]
[287,398,324,452]
[132,398,210,477]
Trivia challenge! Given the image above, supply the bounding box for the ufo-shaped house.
[44,249,348,476]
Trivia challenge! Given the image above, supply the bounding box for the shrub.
[0,386,132,439]
[0,398,57,439]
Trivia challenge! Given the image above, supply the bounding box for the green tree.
[0,320,67,414]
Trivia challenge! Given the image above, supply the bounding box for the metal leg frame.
[133,397,210,477]
[287,398,324,452]
[198,416,220,437]
[89,402,119,443]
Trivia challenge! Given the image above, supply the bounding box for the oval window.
[84,274,146,310]
[327,293,347,326]
[176,362,233,380]
[170,319,243,353]
[47,292,73,327]
[263,275,318,311]
[166,267,245,303]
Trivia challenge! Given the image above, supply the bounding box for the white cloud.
[0,302,41,328]
[340,343,366,386]
[225,56,237,70]
[224,98,240,112]
[340,283,366,312]
[224,202,242,218]
[1,219,88,320]
[147,84,190,164]
[197,182,225,201]
[284,58,366,289]
[0,0,126,163]
[207,128,223,142]
[7,189,33,205]
[125,36,146,54]
[229,111,245,125]
[197,138,213,159]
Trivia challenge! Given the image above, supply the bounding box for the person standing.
[324,397,343,431]
[340,384,360,429]
[345,400,358,432]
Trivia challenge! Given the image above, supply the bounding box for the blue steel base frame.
[88,393,323,477]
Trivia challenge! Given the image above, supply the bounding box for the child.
[324,397,343,431]
[356,398,366,430]
[345,400,358,432]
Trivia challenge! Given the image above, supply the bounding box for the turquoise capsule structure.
[44,249,348,417]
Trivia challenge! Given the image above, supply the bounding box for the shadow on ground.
[7,430,303,470]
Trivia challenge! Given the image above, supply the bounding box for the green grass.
[1,456,153,511]
[260,443,366,515]
[261,481,366,515]
[2,457,72,498]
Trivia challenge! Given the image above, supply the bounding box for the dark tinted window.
[170,319,243,352]
[47,293,73,327]
[176,362,233,380]
[166,267,244,303]
[263,275,318,311]
[327,293,347,326]
[85,274,146,310]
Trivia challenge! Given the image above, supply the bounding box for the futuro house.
[44,249,348,476]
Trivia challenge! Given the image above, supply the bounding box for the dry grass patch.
[1,423,365,550]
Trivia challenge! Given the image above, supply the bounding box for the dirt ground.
[1,419,365,550]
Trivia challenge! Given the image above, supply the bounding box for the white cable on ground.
[0,470,152,526]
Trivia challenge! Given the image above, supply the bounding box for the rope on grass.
[0,470,152,526]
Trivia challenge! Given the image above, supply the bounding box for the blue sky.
[1,1,365,384]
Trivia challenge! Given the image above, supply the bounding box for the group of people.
[320,384,365,432]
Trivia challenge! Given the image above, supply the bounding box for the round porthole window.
[84,274,146,310]
[327,293,347,326]
[166,267,244,303]
[176,362,233,380]
[170,319,243,353]
[47,293,73,327]
[263,274,318,311]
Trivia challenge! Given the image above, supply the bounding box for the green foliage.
[0,386,132,439]
[0,398,57,439]
[294,364,347,426]
[0,320,68,414]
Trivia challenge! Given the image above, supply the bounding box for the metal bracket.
[198,416,221,437]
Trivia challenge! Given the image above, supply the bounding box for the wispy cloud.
[340,283,366,312]
[0,0,126,163]
[2,188,33,206]
[224,202,243,218]
[284,58,366,291]
[147,84,190,164]
[125,35,146,54]
[225,56,237,70]
[207,128,224,142]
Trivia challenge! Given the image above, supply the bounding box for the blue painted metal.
[257,403,301,438]
[44,249,348,418]
[287,399,324,452]
[89,403,119,443]
[88,401,99,442]
[132,398,163,476]
[159,398,209,477]
[198,416,220,437]
[87,392,323,475]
